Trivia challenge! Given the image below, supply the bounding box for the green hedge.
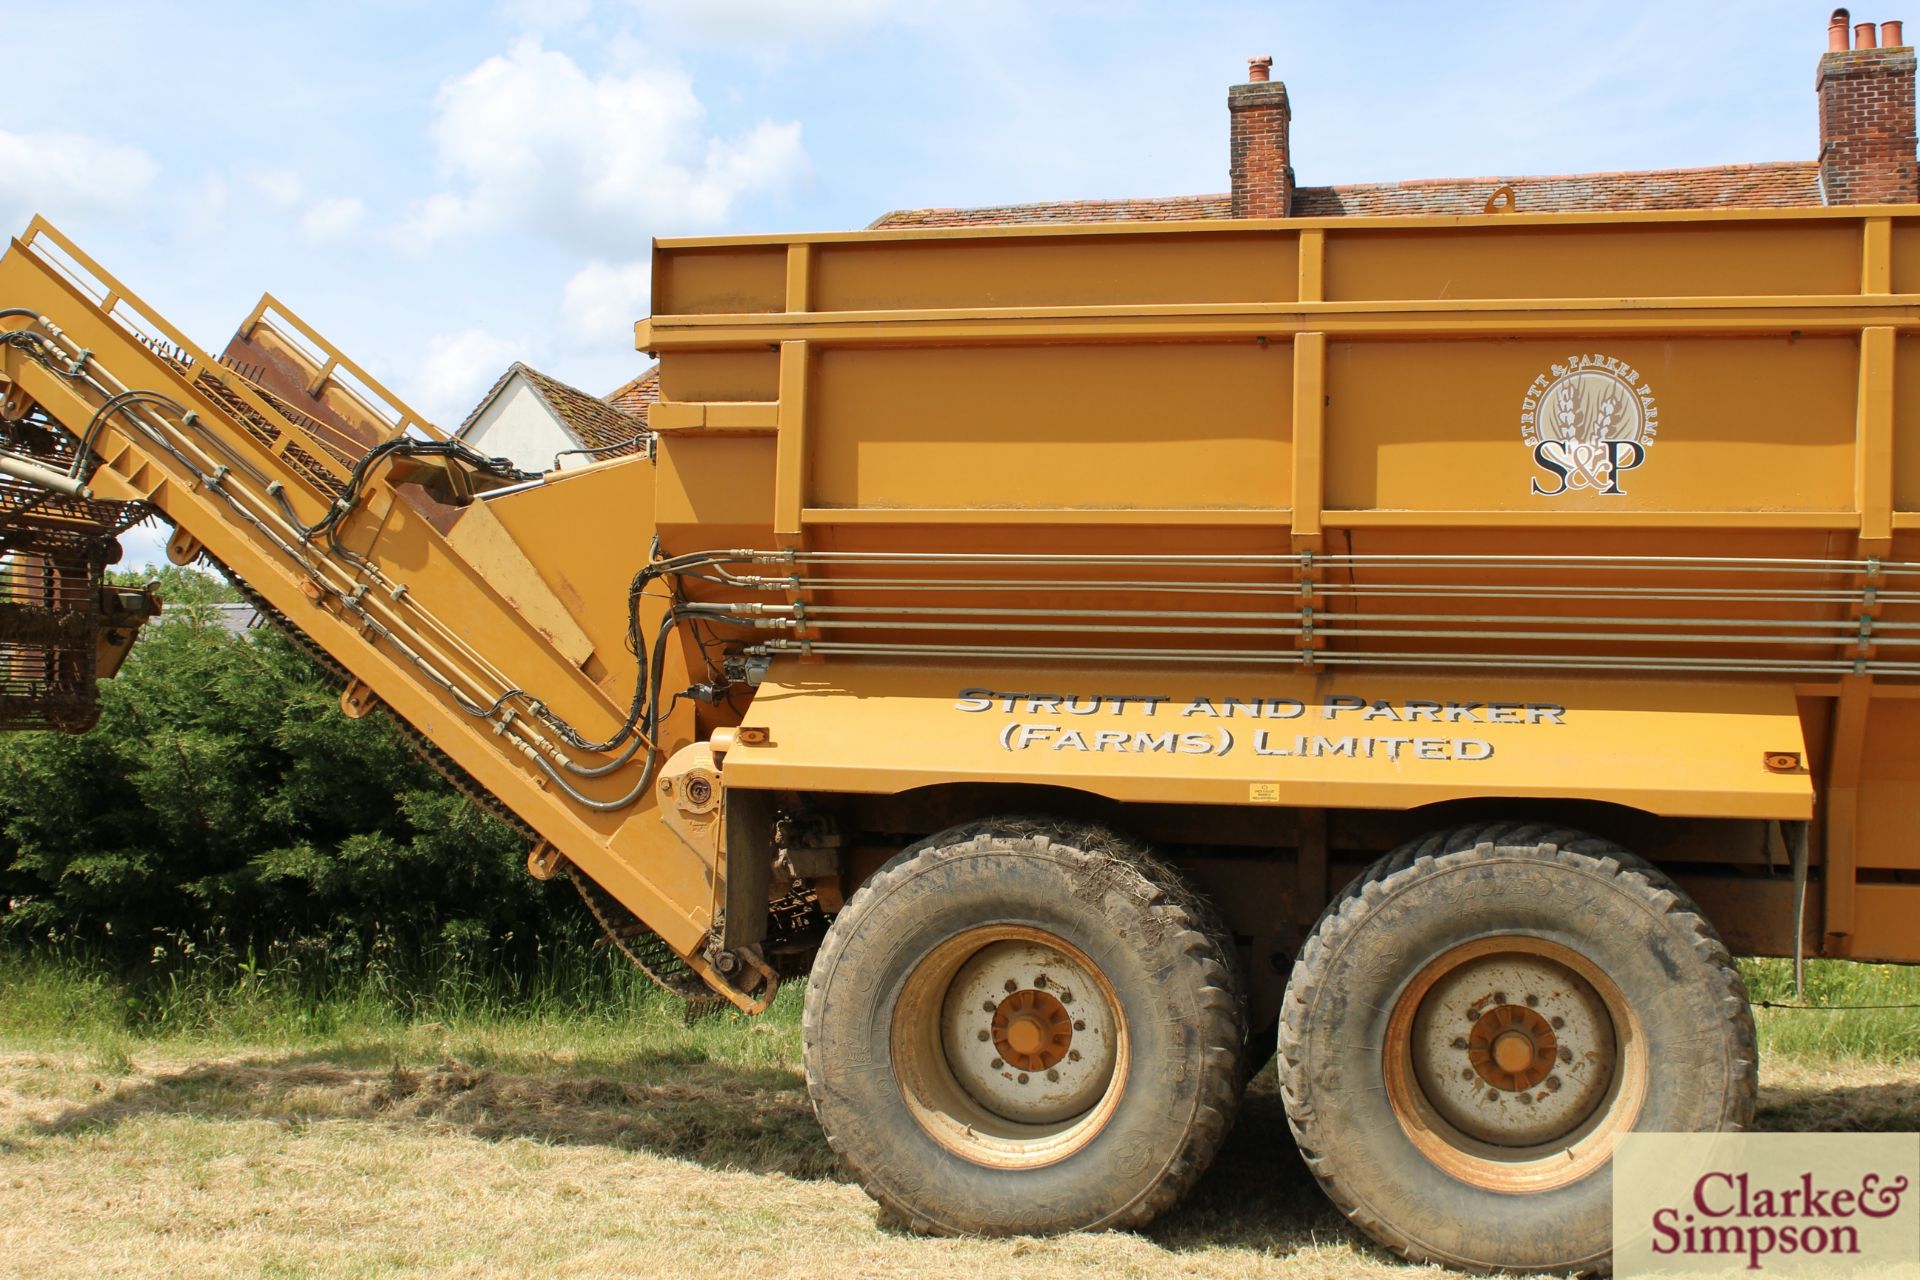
[0,567,582,970]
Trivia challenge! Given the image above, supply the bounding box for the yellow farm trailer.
[2,204,1917,1272]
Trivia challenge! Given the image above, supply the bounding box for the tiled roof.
[1292,161,1824,216]
[518,365,648,456]
[458,363,649,460]
[870,194,1232,228]
[870,161,1826,228]
[606,365,660,426]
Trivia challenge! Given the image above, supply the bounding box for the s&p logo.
[1520,353,1658,496]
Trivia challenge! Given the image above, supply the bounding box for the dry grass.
[2,1018,1917,1280]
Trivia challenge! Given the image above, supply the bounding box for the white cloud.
[409,330,523,428]
[0,129,157,231]
[250,168,305,208]
[414,38,808,256]
[625,0,899,50]
[561,258,651,343]
[499,0,593,28]
[181,173,231,237]
[299,195,366,241]
[399,191,470,245]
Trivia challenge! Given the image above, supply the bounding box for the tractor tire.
[803,817,1245,1235]
[1277,821,1756,1276]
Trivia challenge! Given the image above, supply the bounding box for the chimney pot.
[1228,63,1291,217]
[1819,12,1919,205]
[1831,8,1852,50]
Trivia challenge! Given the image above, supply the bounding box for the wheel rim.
[892,925,1128,1169]
[1383,935,1646,1194]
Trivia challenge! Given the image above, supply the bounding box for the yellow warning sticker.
[1249,782,1280,802]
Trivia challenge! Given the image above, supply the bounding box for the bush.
[0,565,584,973]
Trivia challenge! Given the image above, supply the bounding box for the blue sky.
[3,2,1836,438]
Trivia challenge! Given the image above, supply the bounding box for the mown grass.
[1743,957,1920,1062]
[0,948,1913,1279]
[5,948,1912,1068]
[0,941,806,1085]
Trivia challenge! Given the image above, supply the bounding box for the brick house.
[872,10,1918,231]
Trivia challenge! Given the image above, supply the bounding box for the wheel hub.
[1405,947,1617,1148]
[992,988,1073,1071]
[1468,1004,1558,1092]
[939,938,1118,1125]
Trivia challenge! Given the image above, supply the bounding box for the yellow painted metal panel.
[774,340,811,536]
[653,434,778,531]
[657,350,780,403]
[799,506,1288,526]
[1849,883,1920,965]
[648,400,780,433]
[810,233,1300,312]
[724,663,1812,821]
[1891,221,1920,296]
[1894,335,1920,513]
[653,245,786,315]
[1324,337,1858,514]
[1290,332,1325,540]
[1855,699,1920,871]
[1859,327,1896,543]
[808,343,1292,513]
[474,456,659,685]
[1289,222,1855,303]
[657,205,1920,251]
[444,500,597,669]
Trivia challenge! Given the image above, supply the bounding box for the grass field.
[1,954,1915,1279]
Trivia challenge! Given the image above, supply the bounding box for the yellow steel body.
[724,667,1812,820]
[1,205,1916,998]
[640,205,1920,966]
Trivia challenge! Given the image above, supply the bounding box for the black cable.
[1756,1000,1920,1011]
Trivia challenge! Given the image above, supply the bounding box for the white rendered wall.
[460,375,580,472]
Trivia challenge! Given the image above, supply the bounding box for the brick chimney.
[1230,56,1292,217]
[1818,9,1920,203]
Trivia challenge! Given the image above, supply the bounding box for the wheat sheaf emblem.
[1519,355,1657,497]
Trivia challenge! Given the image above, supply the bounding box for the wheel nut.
[1493,991,1507,1005]
[1017,1073,1029,1084]
[982,1000,996,1013]
[1559,1046,1574,1063]
[1450,1037,1468,1050]
[1068,1049,1081,1062]
[1545,1075,1562,1092]
[990,1057,1004,1069]
[1518,1092,1534,1106]
[1046,1068,1060,1082]
[1466,1007,1483,1023]
[1551,1016,1565,1030]
[1461,1068,1475,1081]
[1035,974,1048,988]
[1073,1019,1086,1031]
[1525,994,1540,1007]
[1486,1089,1500,1102]
[976,1029,990,1042]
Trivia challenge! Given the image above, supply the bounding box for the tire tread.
[1276,821,1757,1275]
[802,816,1246,1235]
